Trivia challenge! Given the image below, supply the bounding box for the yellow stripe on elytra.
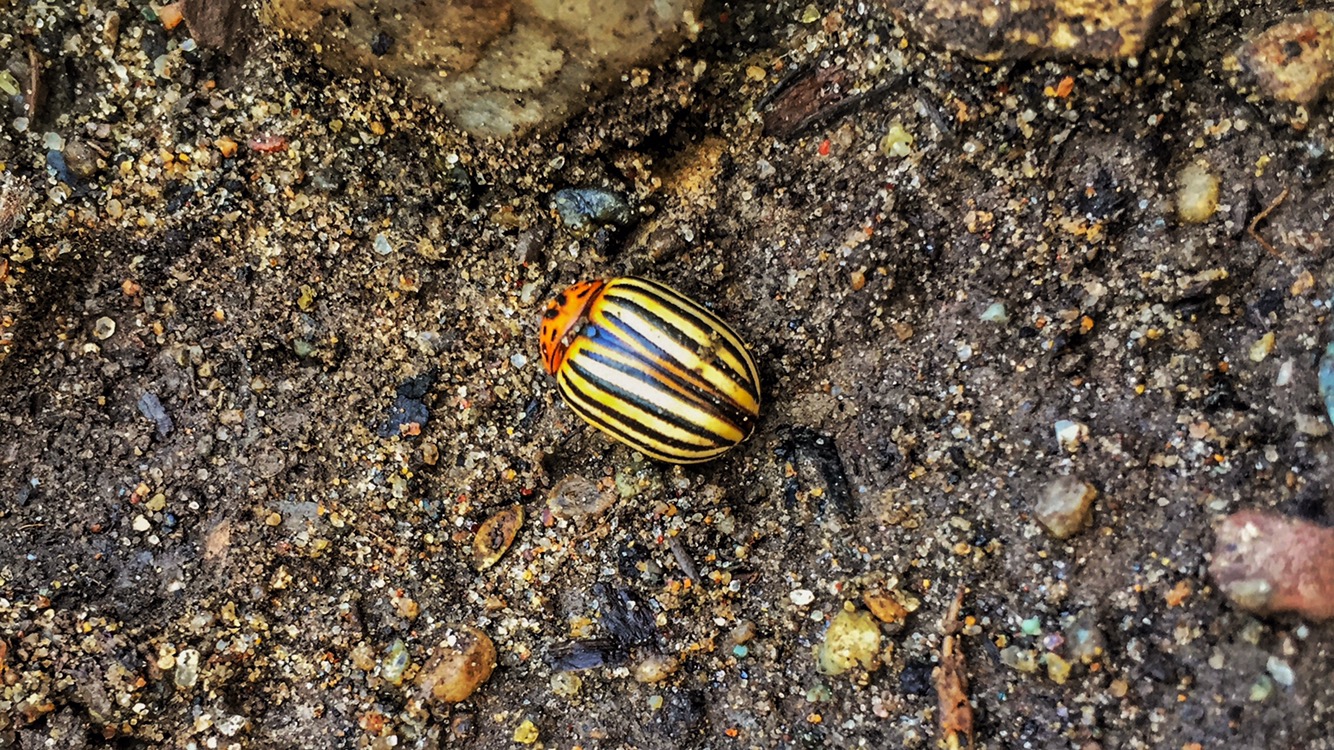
[630,280,760,390]
[574,339,744,436]
[562,349,741,446]
[595,287,759,416]
[606,280,760,405]
[555,371,734,463]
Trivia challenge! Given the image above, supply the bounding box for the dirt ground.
[2,1,1333,748]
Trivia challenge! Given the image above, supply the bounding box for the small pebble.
[472,504,523,571]
[381,639,411,685]
[417,625,497,705]
[1033,477,1097,539]
[861,588,910,625]
[174,648,200,688]
[1176,161,1220,224]
[1250,675,1274,702]
[1065,613,1105,664]
[547,475,616,522]
[632,654,679,684]
[815,609,881,675]
[137,392,174,437]
[1248,332,1275,362]
[132,515,151,532]
[550,672,582,697]
[1230,11,1334,105]
[1045,653,1072,684]
[512,719,539,745]
[879,122,915,157]
[790,588,816,606]
[93,316,116,340]
[981,302,1009,323]
[1266,655,1295,687]
[728,620,757,646]
[1000,646,1039,673]
[1318,341,1334,424]
[1053,420,1088,452]
[551,187,633,233]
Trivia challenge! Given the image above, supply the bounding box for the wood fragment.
[933,587,975,750]
[762,64,849,138]
[1248,187,1289,257]
[25,44,42,121]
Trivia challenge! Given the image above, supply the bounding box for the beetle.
[539,277,761,463]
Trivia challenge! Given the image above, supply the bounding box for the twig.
[25,44,41,121]
[933,586,975,750]
[1248,187,1289,257]
[784,79,907,139]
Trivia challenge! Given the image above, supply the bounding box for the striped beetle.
[539,277,761,463]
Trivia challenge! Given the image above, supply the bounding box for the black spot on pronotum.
[555,292,568,307]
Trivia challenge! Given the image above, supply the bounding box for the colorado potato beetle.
[539,277,761,463]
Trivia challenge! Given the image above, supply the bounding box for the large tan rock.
[261,0,702,137]
[1227,11,1334,106]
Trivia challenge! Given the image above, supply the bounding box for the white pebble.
[1054,419,1088,452]
[93,316,116,340]
[1266,655,1295,687]
[789,588,815,606]
[981,302,1009,323]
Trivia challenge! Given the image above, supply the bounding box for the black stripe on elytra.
[564,357,729,445]
[616,280,756,373]
[558,372,715,457]
[577,343,746,430]
[608,280,759,387]
[599,292,759,404]
[585,320,742,413]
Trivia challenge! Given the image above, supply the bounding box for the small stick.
[25,45,41,121]
[1248,187,1289,257]
[934,586,975,750]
